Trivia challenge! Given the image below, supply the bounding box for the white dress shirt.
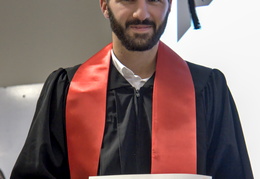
[111,50,151,90]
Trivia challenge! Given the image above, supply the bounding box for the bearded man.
[11,0,253,178]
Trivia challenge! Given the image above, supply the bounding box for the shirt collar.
[111,50,150,90]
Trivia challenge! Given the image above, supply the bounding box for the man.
[11,0,253,178]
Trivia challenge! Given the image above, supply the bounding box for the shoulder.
[39,64,81,99]
[186,61,227,93]
[45,64,81,84]
[64,64,81,82]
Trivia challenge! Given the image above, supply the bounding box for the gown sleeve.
[197,68,254,179]
[10,68,74,179]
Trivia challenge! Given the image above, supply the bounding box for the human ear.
[100,0,109,19]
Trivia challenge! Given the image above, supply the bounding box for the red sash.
[66,41,196,179]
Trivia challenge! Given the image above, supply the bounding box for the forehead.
[107,0,171,3]
[105,0,171,13]
[106,0,171,7]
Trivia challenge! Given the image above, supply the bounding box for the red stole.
[66,41,197,179]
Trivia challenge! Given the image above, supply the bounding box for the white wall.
[0,84,43,178]
[162,0,259,177]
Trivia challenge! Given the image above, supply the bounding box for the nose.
[132,1,150,21]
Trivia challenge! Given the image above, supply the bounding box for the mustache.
[125,19,156,28]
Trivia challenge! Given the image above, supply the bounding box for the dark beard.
[107,6,170,51]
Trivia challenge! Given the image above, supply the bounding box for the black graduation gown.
[10,62,254,179]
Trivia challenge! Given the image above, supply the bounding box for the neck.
[112,36,158,79]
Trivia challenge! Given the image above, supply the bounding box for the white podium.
[90,174,211,179]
